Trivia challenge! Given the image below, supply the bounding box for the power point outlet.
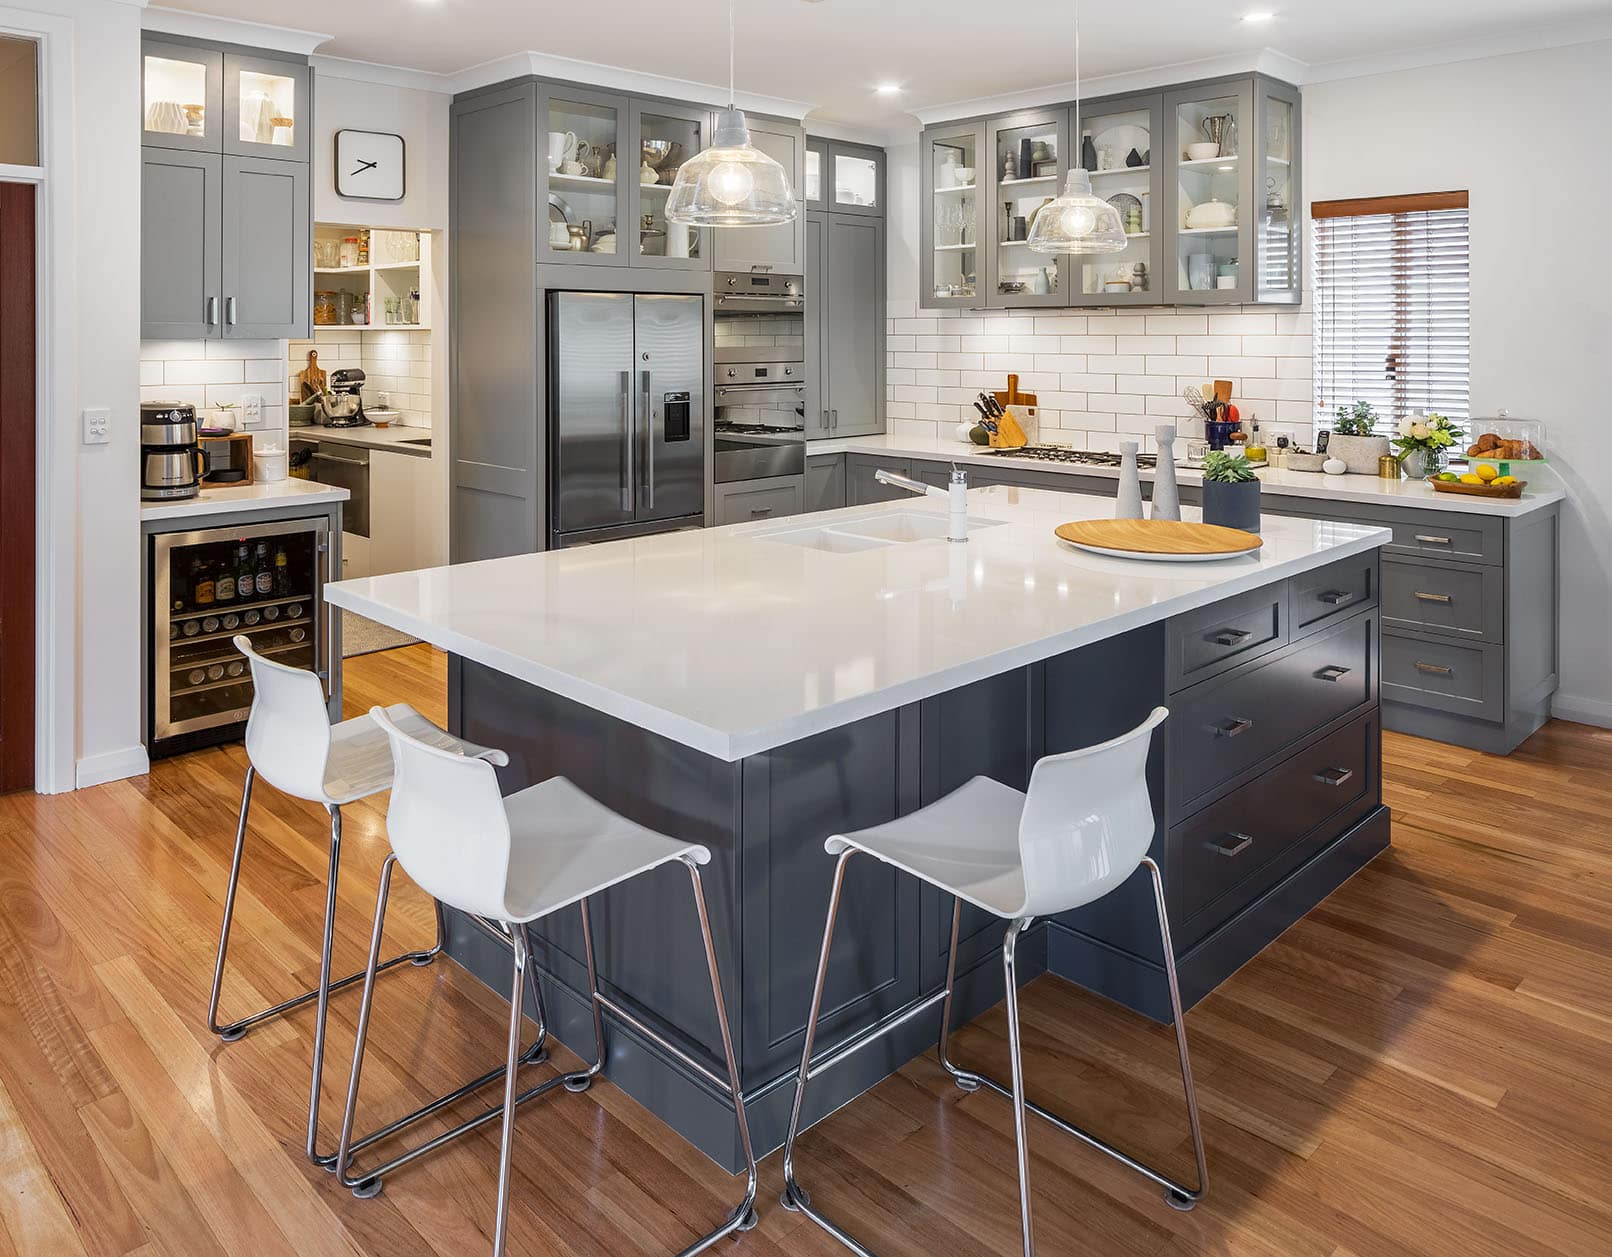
[241,394,263,427]
[81,407,110,445]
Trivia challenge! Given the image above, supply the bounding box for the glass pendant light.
[1027,0,1126,255]
[667,0,798,227]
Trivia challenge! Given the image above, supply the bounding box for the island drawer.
[1168,610,1374,812]
[1168,584,1286,691]
[1381,557,1502,641]
[1290,553,1377,638]
[1173,713,1376,941]
[1381,629,1503,721]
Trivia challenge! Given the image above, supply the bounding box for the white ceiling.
[153,0,1612,130]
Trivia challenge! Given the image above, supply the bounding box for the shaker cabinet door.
[142,149,221,339]
[712,119,806,273]
[804,212,831,438]
[221,156,310,338]
[222,53,311,163]
[824,215,884,436]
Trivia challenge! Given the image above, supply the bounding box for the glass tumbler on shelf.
[384,297,399,325]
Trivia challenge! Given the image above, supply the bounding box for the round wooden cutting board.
[1054,518,1263,561]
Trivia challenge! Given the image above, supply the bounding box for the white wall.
[310,70,450,232]
[1304,39,1612,724]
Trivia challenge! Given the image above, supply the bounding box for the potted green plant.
[1392,412,1463,479]
[1200,451,1261,533]
[1325,400,1391,473]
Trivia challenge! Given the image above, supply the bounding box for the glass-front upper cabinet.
[1070,93,1164,306]
[1164,79,1252,304]
[539,85,627,266]
[224,53,309,161]
[827,141,884,216]
[920,120,985,309]
[628,102,712,269]
[142,39,222,153]
[985,108,1069,307]
[804,139,827,209]
[1254,80,1301,303]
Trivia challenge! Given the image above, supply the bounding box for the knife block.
[988,405,1036,448]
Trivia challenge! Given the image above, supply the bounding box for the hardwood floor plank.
[0,1074,91,1257]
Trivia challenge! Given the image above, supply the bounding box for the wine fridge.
[148,517,332,758]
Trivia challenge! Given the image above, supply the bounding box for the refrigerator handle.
[619,370,633,511]
[641,369,654,510]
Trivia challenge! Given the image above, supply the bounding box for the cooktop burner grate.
[984,446,1156,468]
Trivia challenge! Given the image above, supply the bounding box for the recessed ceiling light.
[1242,11,1275,21]
[875,83,903,95]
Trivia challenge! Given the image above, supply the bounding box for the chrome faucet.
[874,464,970,542]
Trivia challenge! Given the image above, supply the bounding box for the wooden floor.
[2,644,1610,1256]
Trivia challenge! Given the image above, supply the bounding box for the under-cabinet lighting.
[1242,11,1275,21]
[875,83,903,95]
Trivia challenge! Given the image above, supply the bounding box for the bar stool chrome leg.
[492,923,532,1254]
[560,896,606,1094]
[1000,918,1036,1256]
[334,858,561,1201]
[936,856,1208,1213]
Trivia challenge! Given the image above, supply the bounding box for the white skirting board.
[76,744,150,790]
[1551,692,1612,730]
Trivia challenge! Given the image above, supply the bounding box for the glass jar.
[313,291,338,325]
[339,236,360,268]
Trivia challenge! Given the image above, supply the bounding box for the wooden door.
[0,183,35,793]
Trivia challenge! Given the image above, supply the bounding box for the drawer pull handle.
[1314,664,1352,682]
[1414,534,1453,545]
[1212,716,1254,739]
[1413,591,1453,604]
[1206,832,1253,857]
[1314,766,1355,787]
[1414,660,1453,676]
[750,507,774,517]
[1318,589,1354,606]
[1210,628,1253,647]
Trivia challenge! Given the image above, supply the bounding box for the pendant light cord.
[1073,0,1082,144]
[729,0,736,109]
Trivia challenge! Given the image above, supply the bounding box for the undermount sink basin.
[753,525,893,553]
[833,510,1005,543]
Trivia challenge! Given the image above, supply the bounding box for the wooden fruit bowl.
[1428,477,1526,499]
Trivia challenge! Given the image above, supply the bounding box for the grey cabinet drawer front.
[1384,511,1502,565]
[1168,583,1286,691]
[1382,630,1503,721]
[1381,558,1502,641]
[714,480,803,526]
[1169,611,1373,812]
[1291,553,1377,636]
[1174,713,1375,940]
[846,453,912,504]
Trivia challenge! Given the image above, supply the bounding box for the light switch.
[81,407,110,445]
[241,394,263,427]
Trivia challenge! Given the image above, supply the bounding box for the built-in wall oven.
[147,518,331,758]
[712,271,806,483]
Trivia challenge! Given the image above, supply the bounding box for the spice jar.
[339,235,360,268]
[313,291,338,326]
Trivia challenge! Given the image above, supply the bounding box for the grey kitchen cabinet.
[984,107,1071,308]
[221,156,310,338]
[712,116,807,273]
[142,149,222,339]
[805,137,827,210]
[825,140,885,217]
[920,119,987,308]
[804,453,845,513]
[537,83,630,269]
[141,39,223,154]
[221,50,311,163]
[1067,91,1167,306]
[808,214,885,438]
[846,453,912,504]
[713,476,803,526]
[804,213,829,438]
[142,36,310,164]
[628,99,714,270]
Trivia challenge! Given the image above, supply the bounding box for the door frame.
[0,181,34,791]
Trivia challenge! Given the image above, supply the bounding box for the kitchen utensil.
[366,408,399,429]
[297,350,327,401]
[1053,518,1262,561]
[547,131,577,171]
[1182,385,1208,416]
[560,160,586,176]
[954,165,974,184]
[1213,380,1233,403]
[1429,477,1527,499]
[550,220,572,246]
[567,224,588,249]
[252,444,288,483]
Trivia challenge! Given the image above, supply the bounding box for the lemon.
[1459,473,1483,485]
[1495,475,1517,486]
[1475,463,1499,483]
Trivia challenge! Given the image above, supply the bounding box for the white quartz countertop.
[809,434,1565,517]
[289,425,433,455]
[141,476,348,523]
[327,486,1390,762]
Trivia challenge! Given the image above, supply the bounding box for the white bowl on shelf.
[1185,142,1220,161]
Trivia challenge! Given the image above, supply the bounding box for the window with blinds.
[1311,191,1470,435]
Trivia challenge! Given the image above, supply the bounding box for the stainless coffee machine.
[140,401,205,501]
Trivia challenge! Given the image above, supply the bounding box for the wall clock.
[334,129,405,201]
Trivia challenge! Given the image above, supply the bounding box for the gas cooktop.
[716,422,805,436]
[984,445,1157,468]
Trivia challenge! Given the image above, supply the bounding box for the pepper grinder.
[1115,442,1144,519]
[1151,425,1182,521]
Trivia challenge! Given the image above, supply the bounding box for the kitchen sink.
[833,510,1005,543]
[752,525,893,554]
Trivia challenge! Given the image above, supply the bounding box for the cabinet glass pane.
[144,53,209,141]
[0,36,38,166]
[993,121,1062,298]
[237,68,297,149]
[547,98,619,255]
[930,135,978,300]
[1175,91,1242,294]
[1078,106,1153,297]
[805,149,822,202]
[1258,94,1297,300]
[833,153,878,209]
[637,111,702,261]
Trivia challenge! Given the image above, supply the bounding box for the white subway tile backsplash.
[886,303,1315,454]
[165,358,246,386]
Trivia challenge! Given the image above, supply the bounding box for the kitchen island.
[326,487,1391,1169]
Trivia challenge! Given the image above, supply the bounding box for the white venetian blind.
[1312,191,1470,434]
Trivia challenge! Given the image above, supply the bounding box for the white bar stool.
[207,635,509,1168]
[333,706,758,1257]
[780,706,1207,1257]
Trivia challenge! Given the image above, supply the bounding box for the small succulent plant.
[1332,400,1378,437]
[1201,451,1257,483]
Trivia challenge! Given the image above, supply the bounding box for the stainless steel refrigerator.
[548,292,704,547]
